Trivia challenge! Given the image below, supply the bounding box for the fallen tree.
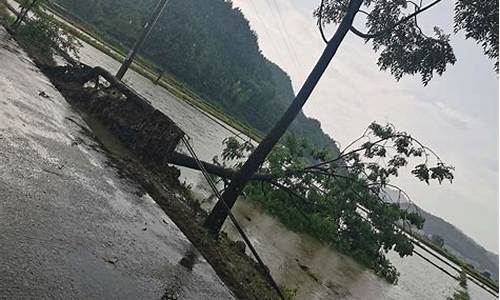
[177,123,455,283]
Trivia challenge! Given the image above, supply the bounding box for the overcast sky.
[233,0,499,253]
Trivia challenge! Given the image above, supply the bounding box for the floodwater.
[73,36,497,300]
[4,1,494,296]
[0,26,233,299]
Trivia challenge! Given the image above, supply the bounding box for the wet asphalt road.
[0,26,233,300]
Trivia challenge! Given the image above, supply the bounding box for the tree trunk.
[203,0,364,236]
[169,151,272,181]
[12,0,39,29]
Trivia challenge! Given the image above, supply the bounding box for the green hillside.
[53,0,340,155]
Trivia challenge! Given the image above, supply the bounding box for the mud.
[41,65,184,174]
[32,65,282,299]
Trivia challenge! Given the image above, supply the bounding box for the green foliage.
[243,138,413,283]
[18,0,47,10]
[340,122,454,187]
[15,12,80,65]
[221,137,255,165]
[448,289,470,300]
[316,0,457,85]
[281,285,298,300]
[12,0,46,28]
[217,122,453,284]
[376,26,455,85]
[454,0,499,71]
[447,270,470,300]
[0,2,14,23]
[316,0,498,84]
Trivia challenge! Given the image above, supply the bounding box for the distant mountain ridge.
[418,207,499,280]
[383,189,499,280]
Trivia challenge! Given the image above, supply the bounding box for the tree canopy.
[316,0,498,81]
[455,0,499,71]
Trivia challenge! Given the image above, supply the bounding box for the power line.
[180,136,286,300]
[247,0,285,65]
[269,0,301,62]
[263,0,303,81]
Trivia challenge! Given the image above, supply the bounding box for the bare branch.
[317,0,329,43]
[304,131,441,171]
[350,26,373,39]
[406,1,421,9]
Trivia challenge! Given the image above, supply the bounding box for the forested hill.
[53,0,340,154]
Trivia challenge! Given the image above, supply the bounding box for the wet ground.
[0,26,234,299]
[1,3,496,298]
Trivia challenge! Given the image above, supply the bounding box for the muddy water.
[69,27,497,299]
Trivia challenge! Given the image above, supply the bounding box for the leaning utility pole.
[116,0,169,80]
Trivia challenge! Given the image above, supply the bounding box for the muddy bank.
[42,65,184,172]
[36,64,283,300]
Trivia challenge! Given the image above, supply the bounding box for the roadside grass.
[1,2,58,65]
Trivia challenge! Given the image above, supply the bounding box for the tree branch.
[304,132,440,171]
[317,0,329,43]
[349,0,443,39]
[169,151,273,181]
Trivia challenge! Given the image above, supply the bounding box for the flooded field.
[73,36,496,300]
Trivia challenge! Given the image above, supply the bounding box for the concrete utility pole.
[12,0,41,29]
[116,0,169,80]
